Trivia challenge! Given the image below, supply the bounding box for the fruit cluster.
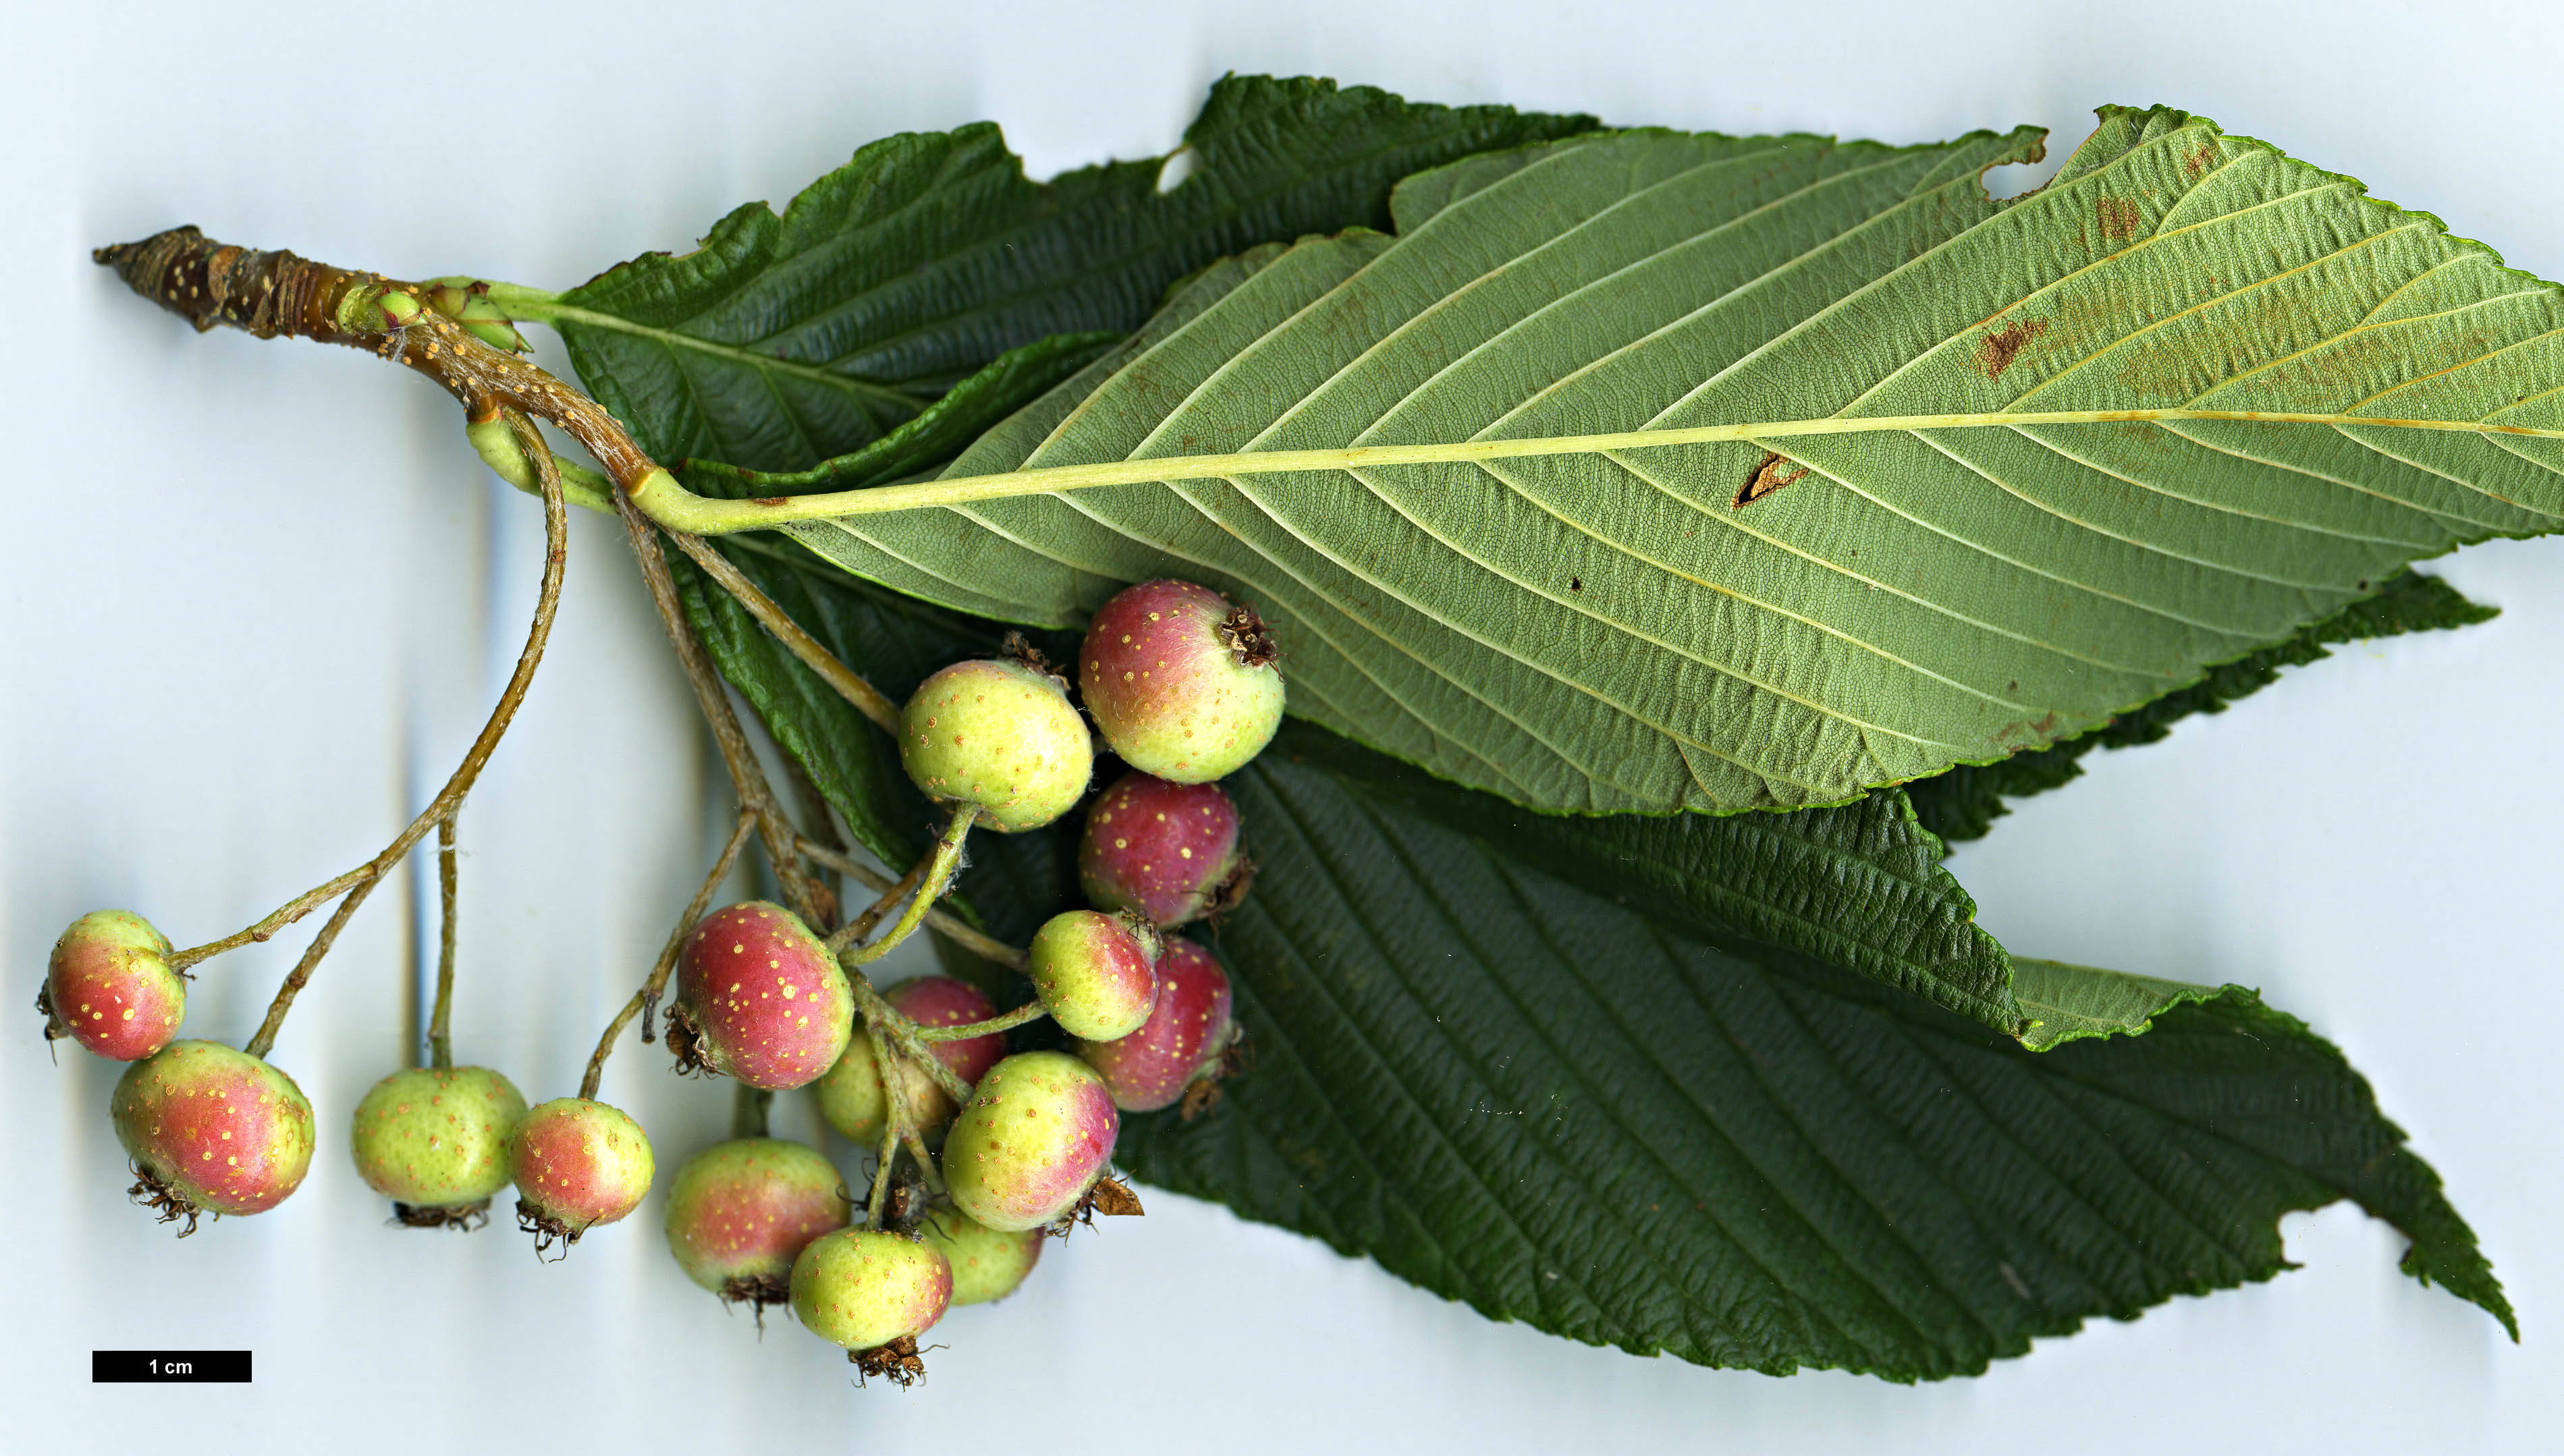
[40,578,1280,1384]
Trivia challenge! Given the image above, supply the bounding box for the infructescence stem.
[101,233,2564,547]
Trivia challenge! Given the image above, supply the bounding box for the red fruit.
[942,1051,1119,1232]
[509,1097,655,1247]
[1077,772,1251,926]
[889,974,1008,1087]
[1079,580,1284,783]
[111,1040,316,1225]
[1027,909,1160,1041]
[663,1138,850,1306]
[1079,937,1234,1112]
[670,902,854,1091]
[45,910,186,1061]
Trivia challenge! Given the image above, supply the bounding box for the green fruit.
[919,1207,1043,1306]
[790,1228,952,1351]
[349,1065,527,1216]
[898,658,1093,832]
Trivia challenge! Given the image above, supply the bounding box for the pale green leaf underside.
[2010,958,2228,1051]
[778,105,2564,814]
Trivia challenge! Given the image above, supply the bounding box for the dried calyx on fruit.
[1078,772,1253,927]
[898,656,1093,831]
[942,1051,1120,1232]
[791,1227,953,1384]
[350,1065,528,1227]
[1080,580,1284,784]
[663,1138,851,1314]
[1079,936,1237,1113]
[113,1040,317,1233]
[43,909,186,1061]
[667,902,854,1090]
[509,1096,655,1254]
[816,975,1006,1144]
[1027,909,1162,1042]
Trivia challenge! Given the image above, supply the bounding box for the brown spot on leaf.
[2096,196,2143,242]
[1735,451,1811,508]
[2184,140,2218,177]
[1974,319,2050,379]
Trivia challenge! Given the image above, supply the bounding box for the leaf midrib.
[674,406,2564,528]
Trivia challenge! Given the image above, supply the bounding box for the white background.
[7,1,2559,1450]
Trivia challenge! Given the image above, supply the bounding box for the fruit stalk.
[610,491,824,926]
[912,1001,1051,1042]
[667,532,900,735]
[848,979,977,1108]
[844,806,977,967]
[860,1017,910,1231]
[827,851,935,953]
[242,414,566,1061]
[733,1084,773,1140]
[580,809,757,1100]
[428,814,458,1069]
[796,838,1027,972]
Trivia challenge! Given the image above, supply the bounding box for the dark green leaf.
[537,74,1595,468]
[1907,569,2499,843]
[1116,749,2512,1377]
[1272,720,2023,1033]
[682,331,1121,497]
